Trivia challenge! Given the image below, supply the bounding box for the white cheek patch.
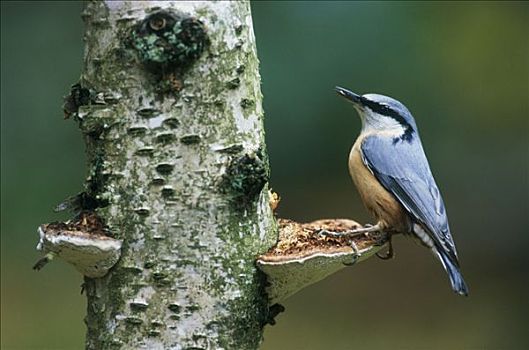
[361,110,407,135]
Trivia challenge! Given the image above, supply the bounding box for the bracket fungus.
[34,212,122,278]
[257,218,389,304]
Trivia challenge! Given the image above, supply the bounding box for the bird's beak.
[335,86,363,106]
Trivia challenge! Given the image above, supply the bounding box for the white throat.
[356,107,406,135]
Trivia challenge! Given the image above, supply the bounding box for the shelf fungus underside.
[35,212,122,278]
[257,218,389,304]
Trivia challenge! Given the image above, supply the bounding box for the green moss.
[217,267,270,349]
[221,149,269,209]
[131,10,208,71]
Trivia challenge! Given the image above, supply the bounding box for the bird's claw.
[318,223,381,239]
[343,240,359,266]
[317,229,342,238]
[376,237,394,260]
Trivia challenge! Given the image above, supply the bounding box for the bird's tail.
[435,249,469,296]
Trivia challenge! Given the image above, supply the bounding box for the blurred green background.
[1,1,528,349]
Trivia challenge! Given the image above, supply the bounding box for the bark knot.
[131,10,208,84]
[221,149,269,209]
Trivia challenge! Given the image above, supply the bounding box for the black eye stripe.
[361,98,407,126]
[361,99,393,116]
[361,98,414,142]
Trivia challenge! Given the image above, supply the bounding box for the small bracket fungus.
[34,212,122,278]
[257,219,389,304]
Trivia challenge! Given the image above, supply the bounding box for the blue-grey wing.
[360,134,459,263]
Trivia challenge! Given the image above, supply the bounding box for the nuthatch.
[335,86,468,296]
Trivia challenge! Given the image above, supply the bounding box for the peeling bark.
[74,1,275,349]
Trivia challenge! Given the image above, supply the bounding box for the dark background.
[2,1,528,349]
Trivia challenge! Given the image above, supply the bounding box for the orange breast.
[348,136,410,232]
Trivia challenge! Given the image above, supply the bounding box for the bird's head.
[335,86,417,142]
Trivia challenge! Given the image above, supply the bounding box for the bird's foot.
[376,236,394,260]
[318,223,382,239]
[343,240,360,266]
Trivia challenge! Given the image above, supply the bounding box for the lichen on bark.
[75,1,276,349]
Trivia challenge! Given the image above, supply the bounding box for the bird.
[334,86,468,296]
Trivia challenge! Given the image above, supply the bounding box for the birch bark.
[77,1,276,349]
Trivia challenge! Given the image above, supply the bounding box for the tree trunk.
[76,1,275,349]
[34,1,391,348]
